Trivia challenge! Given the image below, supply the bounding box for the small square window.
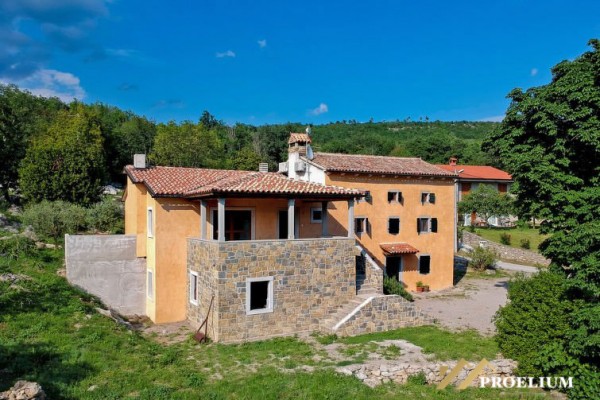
[388,218,400,234]
[388,191,403,203]
[310,208,322,223]
[419,255,431,275]
[246,277,274,315]
[421,192,436,204]
[417,217,438,234]
[189,271,199,305]
[147,270,154,300]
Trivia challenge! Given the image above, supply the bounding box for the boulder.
[0,381,46,400]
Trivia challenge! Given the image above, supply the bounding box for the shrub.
[468,224,476,233]
[469,246,496,271]
[383,276,413,301]
[500,233,511,245]
[86,197,124,233]
[23,200,86,244]
[520,238,531,249]
[0,236,36,260]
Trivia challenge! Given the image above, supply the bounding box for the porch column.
[217,198,225,242]
[347,199,355,238]
[321,201,329,237]
[200,200,207,240]
[287,199,295,239]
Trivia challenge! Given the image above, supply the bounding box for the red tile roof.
[288,133,312,144]
[435,165,512,181]
[125,165,362,199]
[380,243,419,255]
[307,153,456,177]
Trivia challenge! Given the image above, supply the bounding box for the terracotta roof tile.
[125,165,361,198]
[436,165,512,181]
[308,153,456,177]
[288,133,312,144]
[380,243,419,255]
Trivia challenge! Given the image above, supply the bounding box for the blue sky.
[1,1,599,124]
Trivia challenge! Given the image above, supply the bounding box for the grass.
[0,242,545,399]
[473,226,548,252]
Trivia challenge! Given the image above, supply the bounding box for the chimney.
[449,157,458,166]
[258,163,269,173]
[134,154,146,169]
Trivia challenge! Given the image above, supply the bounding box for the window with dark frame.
[388,191,403,203]
[310,208,322,223]
[421,192,436,204]
[417,217,438,234]
[355,217,368,234]
[388,218,400,234]
[419,255,431,275]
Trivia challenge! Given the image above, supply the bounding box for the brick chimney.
[449,157,458,166]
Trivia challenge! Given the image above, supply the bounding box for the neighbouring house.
[66,152,433,343]
[281,132,458,291]
[436,158,514,227]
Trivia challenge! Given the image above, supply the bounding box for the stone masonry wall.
[463,231,550,266]
[363,249,383,294]
[335,295,434,337]
[188,238,356,343]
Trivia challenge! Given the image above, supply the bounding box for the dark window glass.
[388,218,400,234]
[419,255,431,275]
[250,281,269,310]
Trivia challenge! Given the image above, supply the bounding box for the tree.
[231,146,264,171]
[19,105,107,206]
[487,39,600,398]
[457,185,514,225]
[22,200,87,244]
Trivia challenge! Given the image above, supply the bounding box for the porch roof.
[125,165,363,199]
[380,242,419,255]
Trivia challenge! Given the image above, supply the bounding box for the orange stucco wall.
[124,178,148,257]
[325,173,456,291]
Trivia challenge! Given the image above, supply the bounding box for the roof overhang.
[380,243,419,255]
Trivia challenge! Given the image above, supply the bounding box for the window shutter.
[398,192,403,203]
[429,193,436,204]
[417,218,421,234]
[366,219,371,235]
[431,218,438,233]
[421,193,427,204]
[387,218,391,231]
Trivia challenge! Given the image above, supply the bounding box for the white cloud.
[1,68,85,102]
[530,68,538,77]
[257,39,267,48]
[216,50,235,58]
[310,103,329,116]
[479,115,504,122]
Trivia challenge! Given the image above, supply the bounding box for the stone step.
[320,294,382,332]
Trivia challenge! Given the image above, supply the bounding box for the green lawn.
[473,226,548,252]
[0,244,547,399]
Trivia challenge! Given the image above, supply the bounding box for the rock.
[87,385,97,392]
[7,205,22,216]
[21,227,37,241]
[0,381,46,400]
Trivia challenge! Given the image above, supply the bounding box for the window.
[358,190,372,203]
[212,210,253,240]
[388,191,403,203]
[189,271,199,305]
[310,208,322,223]
[147,270,154,300]
[417,217,438,234]
[355,217,369,235]
[421,192,436,204]
[246,277,274,315]
[147,208,154,237]
[388,217,400,234]
[419,255,431,275]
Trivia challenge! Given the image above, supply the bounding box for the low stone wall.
[463,231,550,266]
[334,295,434,337]
[66,234,146,315]
[362,248,383,294]
[338,358,516,388]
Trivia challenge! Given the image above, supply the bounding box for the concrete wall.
[188,237,357,343]
[334,295,434,337]
[463,231,550,266]
[65,234,146,315]
[326,173,456,291]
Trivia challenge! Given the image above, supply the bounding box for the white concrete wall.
[65,234,146,315]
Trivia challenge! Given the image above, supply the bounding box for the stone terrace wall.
[335,295,433,337]
[66,234,146,315]
[188,238,356,343]
[463,231,550,266]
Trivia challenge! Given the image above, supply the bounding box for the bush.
[520,238,531,249]
[383,276,413,301]
[468,224,476,233]
[500,233,511,245]
[0,236,36,260]
[23,200,87,243]
[469,246,496,271]
[86,197,124,233]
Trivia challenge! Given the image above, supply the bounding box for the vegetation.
[499,233,511,245]
[473,226,547,252]
[488,39,600,399]
[383,276,413,301]
[468,247,497,271]
[457,185,514,226]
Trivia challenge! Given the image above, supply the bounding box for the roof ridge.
[314,152,421,160]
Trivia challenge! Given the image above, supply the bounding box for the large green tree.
[457,185,514,224]
[487,39,600,398]
[19,105,106,206]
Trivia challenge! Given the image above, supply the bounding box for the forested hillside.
[0,84,497,205]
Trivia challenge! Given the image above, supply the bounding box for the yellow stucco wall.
[124,177,148,257]
[326,173,456,291]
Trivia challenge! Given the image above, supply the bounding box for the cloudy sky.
[1,0,599,124]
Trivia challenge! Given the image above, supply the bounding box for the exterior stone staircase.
[320,293,384,333]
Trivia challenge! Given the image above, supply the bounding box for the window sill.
[246,307,273,316]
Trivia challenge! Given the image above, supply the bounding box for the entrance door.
[385,256,402,281]
[278,210,288,239]
[212,210,253,240]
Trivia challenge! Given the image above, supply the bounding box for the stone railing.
[462,231,550,266]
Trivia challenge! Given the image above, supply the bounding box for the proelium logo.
[480,376,574,389]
